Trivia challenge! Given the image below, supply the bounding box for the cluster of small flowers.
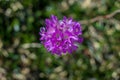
[39,15,83,55]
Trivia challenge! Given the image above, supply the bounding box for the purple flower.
[39,15,83,55]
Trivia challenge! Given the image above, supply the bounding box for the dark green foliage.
[0,0,120,80]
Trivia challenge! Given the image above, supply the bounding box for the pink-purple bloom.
[39,15,83,55]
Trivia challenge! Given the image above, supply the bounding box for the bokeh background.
[0,0,120,80]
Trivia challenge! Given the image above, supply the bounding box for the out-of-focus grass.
[0,0,120,80]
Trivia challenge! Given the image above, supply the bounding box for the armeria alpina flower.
[39,15,83,55]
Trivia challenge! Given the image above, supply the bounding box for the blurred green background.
[0,0,120,80]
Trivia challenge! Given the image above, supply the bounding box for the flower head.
[39,15,83,55]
